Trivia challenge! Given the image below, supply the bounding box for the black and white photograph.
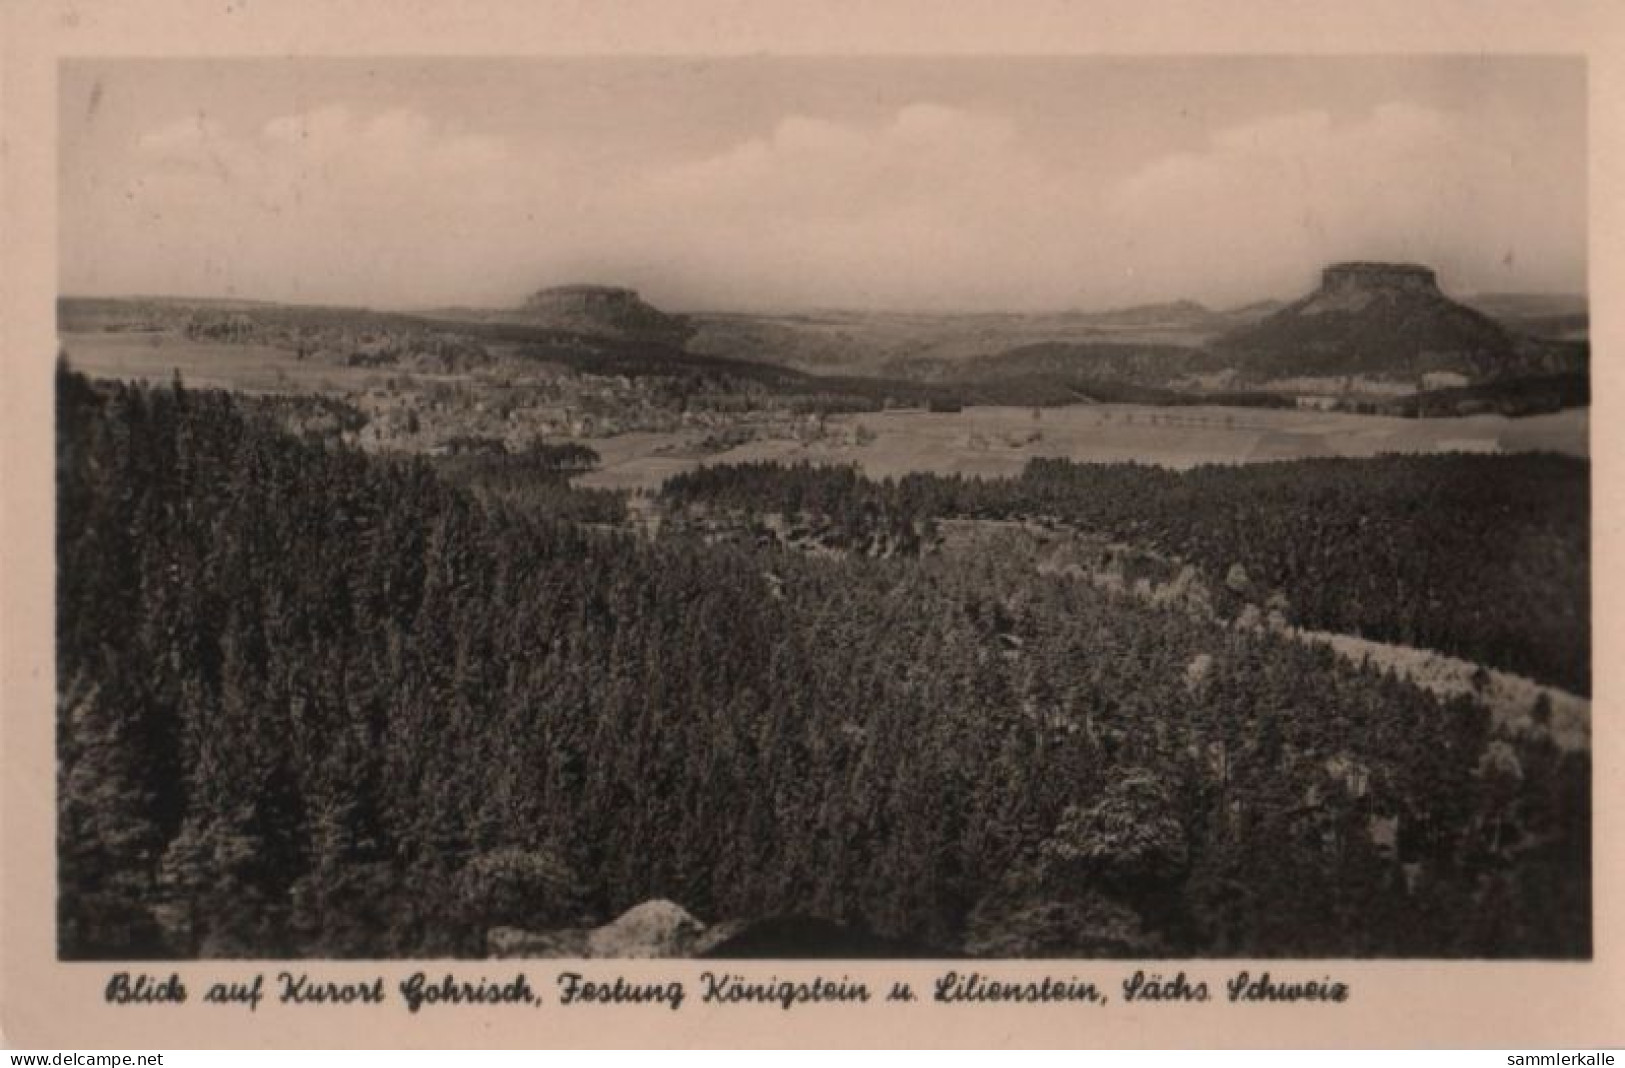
[50,52,1592,967]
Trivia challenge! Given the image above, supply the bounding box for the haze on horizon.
[59,56,1587,314]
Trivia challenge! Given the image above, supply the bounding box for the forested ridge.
[428,442,627,525]
[57,366,1589,960]
[663,454,1590,694]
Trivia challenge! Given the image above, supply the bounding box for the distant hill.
[513,285,695,345]
[1460,292,1589,341]
[1213,263,1580,382]
[60,270,1588,410]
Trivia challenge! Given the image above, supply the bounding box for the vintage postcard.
[2,0,1623,1050]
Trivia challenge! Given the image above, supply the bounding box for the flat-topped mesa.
[1211,259,1543,381]
[1321,262,1440,296]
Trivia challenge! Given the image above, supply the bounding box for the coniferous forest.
[57,365,1590,960]
[662,454,1591,693]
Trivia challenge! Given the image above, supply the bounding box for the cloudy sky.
[59,56,1586,312]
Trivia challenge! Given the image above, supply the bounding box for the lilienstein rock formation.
[515,284,696,346]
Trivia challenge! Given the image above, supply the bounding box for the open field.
[578,402,1589,491]
[62,330,1588,493]
[687,308,1224,373]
